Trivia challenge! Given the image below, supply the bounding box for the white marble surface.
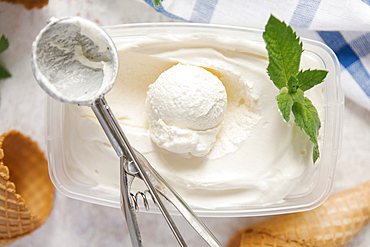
[0,0,369,246]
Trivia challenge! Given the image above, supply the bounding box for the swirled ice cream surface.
[63,33,324,209]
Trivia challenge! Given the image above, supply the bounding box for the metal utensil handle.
[91,97,187,247]
[134,151,223,247]
[120,157,143,247]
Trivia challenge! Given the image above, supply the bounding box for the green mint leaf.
[287,75,299,93]
[276,86,305,123]
[291,88,305,105]
[292,97,321,162]
[0,34,11,80]
[0,65,11,79]
[153,0,162,8]
[276,87,293,122]
[297,69,328,91]
[0,35,9,54]
[0,65,11,80]
[263,15,303,90]
[263,14,328,164]
[313,143,319,163]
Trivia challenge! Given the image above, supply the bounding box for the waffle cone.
[0,130,54,246]
[227,182,370,247]
[0,0,48,10]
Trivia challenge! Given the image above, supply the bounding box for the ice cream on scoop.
[145,64,227,157]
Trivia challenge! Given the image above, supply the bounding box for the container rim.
[46,23,344,217]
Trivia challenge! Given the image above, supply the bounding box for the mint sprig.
[153,0,163,8]
[263,15,303,90]
[0,35,11,80]
[263,15,328,163]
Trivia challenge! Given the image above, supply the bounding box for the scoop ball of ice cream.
[145,64,227,157]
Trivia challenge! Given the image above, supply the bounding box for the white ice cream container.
[46,23,343,217]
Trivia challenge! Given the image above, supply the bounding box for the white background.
[0,0,369,246]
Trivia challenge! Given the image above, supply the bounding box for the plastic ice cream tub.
[46,23,343,217]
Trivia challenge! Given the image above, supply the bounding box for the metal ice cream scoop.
[31,16,222,247]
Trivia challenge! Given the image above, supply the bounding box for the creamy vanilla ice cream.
[146,64,227,157]
[63,33,325,209]
[33,17,117,105]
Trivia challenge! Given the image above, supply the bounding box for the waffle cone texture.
[227,182,370,247]
[0,130,54,246]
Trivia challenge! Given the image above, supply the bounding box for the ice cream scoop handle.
[91,97,188,247]
[134,151,223,247]
[91,98,142,246]
[90,97,125,157]
[120,157,143,247]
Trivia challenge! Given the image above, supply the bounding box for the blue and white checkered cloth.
[143,0,370,112]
